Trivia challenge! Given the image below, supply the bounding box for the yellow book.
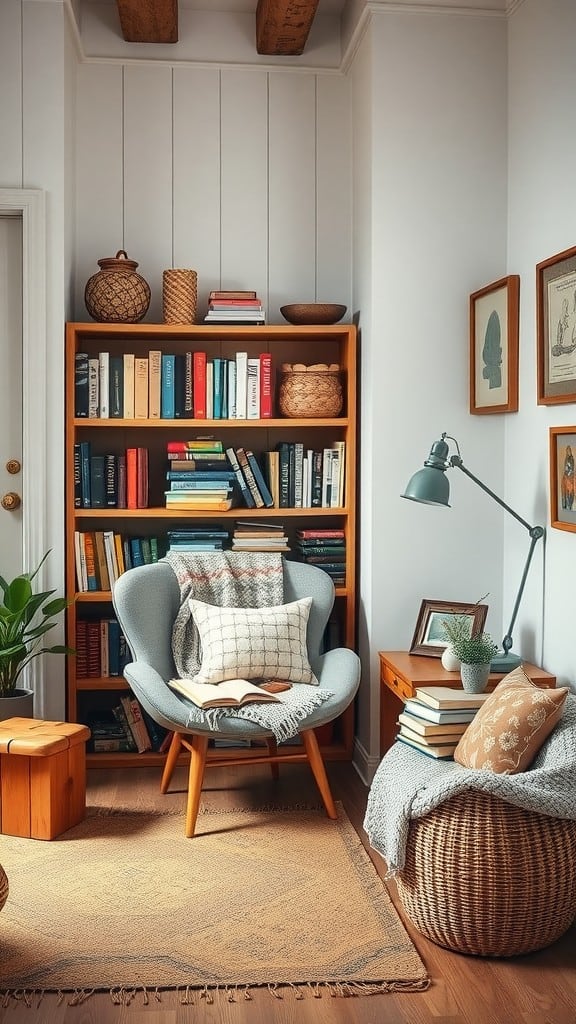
[148,350,161,419]
[123,353,135,419]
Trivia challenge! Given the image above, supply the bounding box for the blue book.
[213,357,223,419]
[89,455,106,508]
[107,618,121,676]
[80,441,91,507]
[245,449,274,507]
[161,354,176,419]
[109,355,123,417]
[166,470,235,482]
[129,538,145,567]
[225,447,256,508]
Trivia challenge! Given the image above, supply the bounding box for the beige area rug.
[0,802,428,1004]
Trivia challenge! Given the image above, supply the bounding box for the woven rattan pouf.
[396,789,576,957]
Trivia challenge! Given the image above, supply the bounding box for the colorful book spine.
[246,357,260,419]
[109,354,123,417]
[193,352,207,418]
[148,350,162,419]
[98,352,109,418]
[134,357,149,419]
[88,357,100,418]
[123,353,135,419]
[161,354,176,419]
[259,353,272,417]
[74,352,89,417]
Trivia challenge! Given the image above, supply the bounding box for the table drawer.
[380,664,412,700]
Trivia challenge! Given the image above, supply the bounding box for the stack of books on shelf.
[74,442,147,509]
[263,441,345,509]
[204,289,265,325]
[226,445,274,509]
[294,529,346,585]
[74,530,163,592]
[85,693,169,754]
[166,526,230,552]
[231,520,290,553]
[74,349,273,421]
[397,685,491,760]
[165,439,235,511]
[75,616,130,679]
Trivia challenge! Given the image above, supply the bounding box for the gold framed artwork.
[537,244,576,405]
[469,275,519,415]
[409,599,489,658]
[549,426,576,532]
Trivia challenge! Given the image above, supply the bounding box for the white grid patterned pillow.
[188,597,318,685]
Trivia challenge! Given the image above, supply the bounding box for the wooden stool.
[0,717,90,840]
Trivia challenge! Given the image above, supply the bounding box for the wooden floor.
[2,760,575,1023]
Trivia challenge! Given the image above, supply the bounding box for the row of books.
[396,685,491,759]
[74,349,273,421]
[204,289,265,325]
[75,616,130,679]
[85,693,169,754]
[74,530,162,592]
[74,443,148,510]
[294,529,346,585]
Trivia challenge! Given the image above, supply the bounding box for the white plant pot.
[460,662,490,694]
[441,644,461,672]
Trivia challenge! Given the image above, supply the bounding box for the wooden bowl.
[280,303,346,325]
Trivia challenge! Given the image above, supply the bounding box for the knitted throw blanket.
[363,694,576,878]
[162,551,334,743]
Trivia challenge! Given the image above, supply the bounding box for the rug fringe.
[0,977,430,1007]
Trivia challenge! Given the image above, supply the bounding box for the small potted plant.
[440,613,474,671]
[450,631,499,693]
[0,551,72,719]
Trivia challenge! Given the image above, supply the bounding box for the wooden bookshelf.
[65,321,358,767]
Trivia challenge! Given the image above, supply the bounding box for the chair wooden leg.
[160,731,182,794]
[186,734,209,838]
[266,737,279,779]
[301,728,337,819]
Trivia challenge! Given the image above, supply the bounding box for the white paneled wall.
[74,63,352,324]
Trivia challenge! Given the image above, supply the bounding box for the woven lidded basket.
[396,790,576,957]
[84,250,151,323]
[162,269,198,324]
[278,370,343,419]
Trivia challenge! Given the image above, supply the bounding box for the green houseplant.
[0,551,72,714]
[450,631,499,693]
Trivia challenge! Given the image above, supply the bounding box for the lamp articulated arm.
[405,432,546,666]
[450,454,545,657]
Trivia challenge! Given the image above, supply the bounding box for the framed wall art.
[409,599,489,658]
[537,244,576,405]
[469,275,519,415]
[549,426,576,532]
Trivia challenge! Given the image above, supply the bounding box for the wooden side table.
[378,651,556,756]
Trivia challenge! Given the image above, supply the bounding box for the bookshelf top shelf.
[68,322,355,342]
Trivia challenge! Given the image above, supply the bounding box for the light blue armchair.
[112,559,361,836]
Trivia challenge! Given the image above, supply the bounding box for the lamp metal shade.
[402,466,451,506]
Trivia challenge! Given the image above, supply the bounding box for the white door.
[0,215,23,581]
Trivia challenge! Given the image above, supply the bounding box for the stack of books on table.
[397,686,491,760]
[204,290,265,325]
[231,520,290,553]
[165,438,236,511]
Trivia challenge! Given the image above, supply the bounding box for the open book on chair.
[168,677,290,709]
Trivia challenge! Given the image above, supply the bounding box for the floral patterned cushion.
[454,665,568,774]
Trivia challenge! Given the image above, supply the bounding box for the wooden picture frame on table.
[409,599,489,658]
[469,275,519,414]
[549,426,576,532]
[537,245,576,405]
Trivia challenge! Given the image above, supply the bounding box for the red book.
[209,299,262,308]
[296,529,345,539]
[86,619,101,678]
[193,352,207,419]
[137,447,149,508]
[259,353,273,418]
[126,447,138,510]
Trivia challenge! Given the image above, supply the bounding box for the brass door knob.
[1,492,21,511]
[6,460,21,475]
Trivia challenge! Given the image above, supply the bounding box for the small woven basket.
[162,269,198,324]
[396,790,576,957]
[278,370,343,419]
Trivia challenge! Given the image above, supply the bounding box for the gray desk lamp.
[402,432,544,672]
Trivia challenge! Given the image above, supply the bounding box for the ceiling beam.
[115,0,178,44]
[256,0,320,55]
